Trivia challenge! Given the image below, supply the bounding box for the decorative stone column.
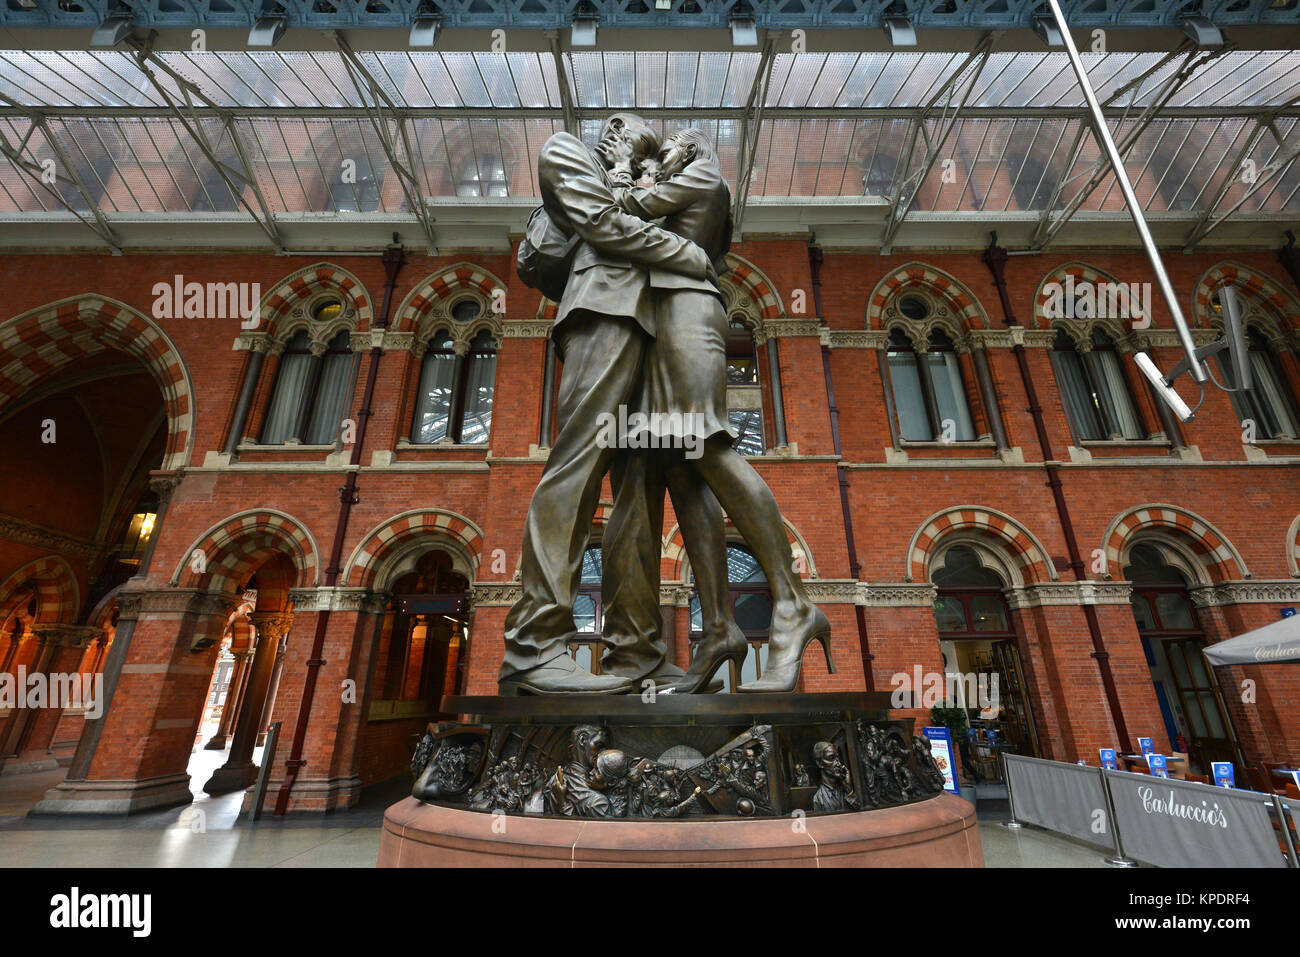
[204,646,253,750]
[205,610,292,794]
[0,624,100,774]
[254,631,288,747]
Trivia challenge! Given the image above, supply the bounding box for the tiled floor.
[0,750,1120,867]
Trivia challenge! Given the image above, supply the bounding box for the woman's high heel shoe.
[737,607,833,693]
[667,622,748,694]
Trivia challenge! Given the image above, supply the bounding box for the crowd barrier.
[1003,753,1298,868]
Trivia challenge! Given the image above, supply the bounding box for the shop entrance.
[1125,543,1240,773]
[932,545,1041,782]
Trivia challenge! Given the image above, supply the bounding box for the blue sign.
[1282,607,1297,619]
[1211,762,1235,788]
[1099,748,1117,770]
[922,726,960,795]
[1137,736,1155,758]
[1146,753,1169,778]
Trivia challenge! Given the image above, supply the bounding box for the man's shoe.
[498,656,635,696]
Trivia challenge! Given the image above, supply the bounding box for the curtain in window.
[411,351,456,443]
[305,345,353,445]
[261,346,313,445]
[1248,350,1299,438]
[1051,348,1102,441]
[1087,349,1143,439]
[459,350,497,445]
[924,351,976,441]
[888,350,931,440]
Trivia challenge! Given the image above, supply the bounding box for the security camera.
[1136,351,1195,422]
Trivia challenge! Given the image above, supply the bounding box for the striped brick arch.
[0,556,80,627]
[0,296,194,471]
[907,507,1055,585]
[722,254,783,321]
[661,518,817,581]
[394,264,507,333]
[172,509,320,597]
[1031,261,1133,333]
[344,508,485,589]
[1288,514,1300,578]
[1192,262,1299,332]
[866,263,989,332]
[257,263,373,337]
[1103,505,1248,583]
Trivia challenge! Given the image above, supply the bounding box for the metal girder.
[122,34,286,251]
[880,32,997,252]
[3,0,1296,30]
[547,31,578,136]
[1028,41,1229,250]
[1182,117,1300,251]
[732,34,777,236]
[335,32,438,251]
[0,96,123,252]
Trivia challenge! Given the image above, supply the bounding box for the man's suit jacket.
[612,155,733,278]
[537,132,711,342]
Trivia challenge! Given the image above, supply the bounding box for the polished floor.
[0,748,1114,867]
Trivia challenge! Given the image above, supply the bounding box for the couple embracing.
[501,112,831,696]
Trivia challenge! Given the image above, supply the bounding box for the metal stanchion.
[1272,795,1299,868]
[249,720,281,822]
[1099,768,1138,867]
[999,751,1023,829]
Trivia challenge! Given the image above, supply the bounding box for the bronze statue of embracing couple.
[503,113,831,696]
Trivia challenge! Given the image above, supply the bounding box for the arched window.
[260,326,354,445]
[1050,329,1144,441]
[1124,542,1239,771]
[409,303,497,445]
[455,152,508,198]
[931,544,1039,768]
[689,544,772,691]
[886,324,976,442]
[726,319,765,455]
[1216,322,1300,440]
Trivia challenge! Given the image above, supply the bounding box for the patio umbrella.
[1202,614,1300,666]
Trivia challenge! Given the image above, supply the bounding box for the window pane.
[460,351,496,445]
[727,546,765,582]
[305,350,352,445]
[689,595,702,633]
[970,595,1010,632]
[1154,592,1195,630]
[734,592,773,633]
[1130,594,1155,631]
[260,350,312,444]
[933,595,967,632]
[1248,349,1299,438]
[411,351,456,443]
[581,547,602,584]
[924,351,975,440]
[1198,692,1225,737]
[727,356,758,384]
[573,595,597,634]
[887,350,931,440]
[1085,349,1143,439]
[1051,347,1103,441]
[729,408,765,455]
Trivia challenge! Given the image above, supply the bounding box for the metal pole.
[1045,0,1207,384]
[1100,768,1138,867]
[1273,794,1299,868]
[250,721,281,822]
[1000,751,1023,828]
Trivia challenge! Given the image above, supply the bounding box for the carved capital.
[826,329,891,349]
[32,624,103,649]
[500,321,554,338]
[1189,580,1300,607]
[287,586,387,614]
[469,582,522,606]
[861,583,938,607]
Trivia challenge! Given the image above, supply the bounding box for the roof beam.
[122,33,286,251]
[334,31,438,252]
[547,31,578,136]
[732,34,777,236]
[880,32,998,252]
[0,98,123,253]
[1028,41,1230,251]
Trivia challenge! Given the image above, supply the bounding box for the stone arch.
[866,262,990,338]
[171,508,320,597]
[0,556,80,627]
[721,253,784,323]
[0,296,195,471]
[1192,261,1299,335]
[1031,261,1146,340]
[344,508,486,589]
[393,263,507,346]
[662,516,817,583]
[1102,503,1248,583]
[255,262,374,341]
[907,507,1056,585]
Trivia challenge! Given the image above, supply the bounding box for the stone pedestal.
[378,793,982,867]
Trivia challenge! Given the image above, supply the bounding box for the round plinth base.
[378,794,983,867]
